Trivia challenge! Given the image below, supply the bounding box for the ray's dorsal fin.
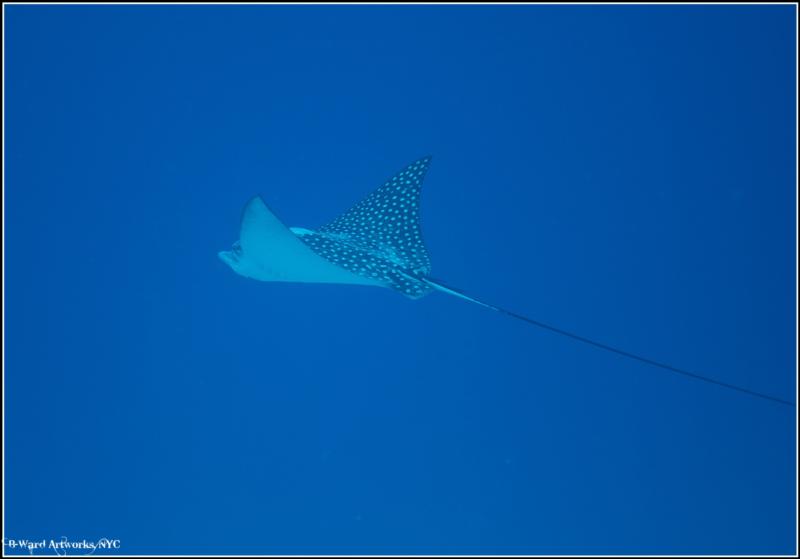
[318,156,433,276]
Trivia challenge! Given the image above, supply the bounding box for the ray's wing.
[317,156,433,276]
[237,196,380,285]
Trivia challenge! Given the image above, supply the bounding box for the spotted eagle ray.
[219,156,793,407]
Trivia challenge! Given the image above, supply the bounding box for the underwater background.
[5,4,797,555]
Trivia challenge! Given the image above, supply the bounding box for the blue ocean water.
[4,4,797,556]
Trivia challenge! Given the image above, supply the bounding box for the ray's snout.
[218,250,236,268]
[218,241,243,269]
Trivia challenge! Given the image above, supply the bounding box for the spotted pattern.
[296,157,434,299]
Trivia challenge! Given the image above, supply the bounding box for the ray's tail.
[421,277,795,408]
